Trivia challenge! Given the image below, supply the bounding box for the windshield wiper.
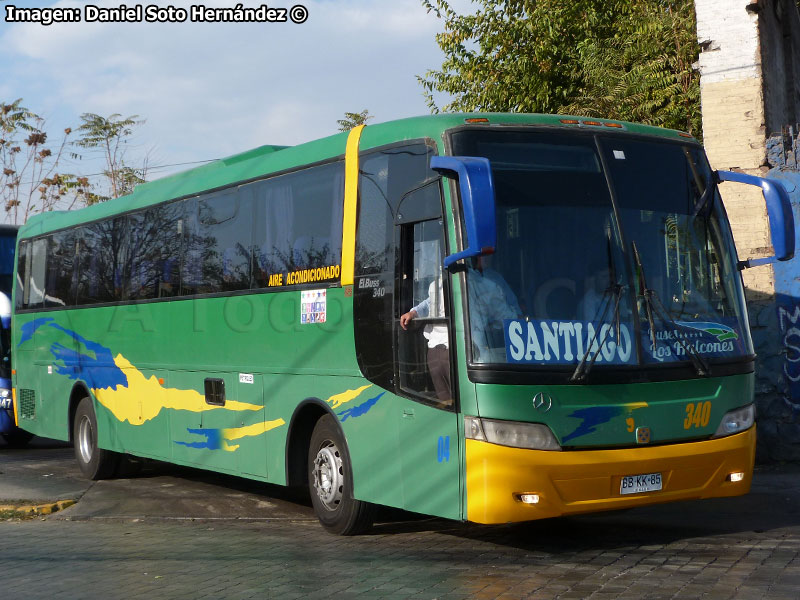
[570,239,625,383]
[569,283,624,382]
[631,241,711,377]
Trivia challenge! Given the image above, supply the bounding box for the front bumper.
[465,426,755,523]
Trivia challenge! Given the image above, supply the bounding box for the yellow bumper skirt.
[466,427,755,524]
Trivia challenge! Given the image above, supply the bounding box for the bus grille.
[18,389,35,420]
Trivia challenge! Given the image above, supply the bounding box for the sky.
[0,0,470,184]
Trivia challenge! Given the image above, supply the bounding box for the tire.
[308,414,375,535]
[73,397,119,480]
[1,428,34,448]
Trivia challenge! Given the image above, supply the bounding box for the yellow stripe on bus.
[341,124,365,287]
[12,387,18,426]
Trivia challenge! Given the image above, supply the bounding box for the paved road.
[1,441,799,599]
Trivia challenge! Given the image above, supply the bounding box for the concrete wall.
[695,0,800,460]
[759,0,800,134]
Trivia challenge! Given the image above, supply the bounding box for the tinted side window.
[76,219,127,304]
[127,204,183,300]
[353,142,438,390]
[15,240,28,310]
[28,238,47,309]
[45,230,76,307]
[251,161,344,288]
[198,190,253,293]
[75,226,101,305]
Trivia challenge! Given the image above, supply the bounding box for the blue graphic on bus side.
[175,428,223,450]
[46,323,128,390]
[338,392,384,422]
[18,317,55,346]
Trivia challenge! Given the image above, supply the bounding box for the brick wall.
[696,1,774,297]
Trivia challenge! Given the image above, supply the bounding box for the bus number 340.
[684,401,712,429]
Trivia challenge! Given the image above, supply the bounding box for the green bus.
[11,113,793,534]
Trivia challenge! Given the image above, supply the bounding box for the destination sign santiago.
[503,319,741,365]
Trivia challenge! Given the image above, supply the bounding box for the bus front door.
[396,215,461,520]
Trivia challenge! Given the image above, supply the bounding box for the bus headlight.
[713,404,755,438]
[465,416,561,451]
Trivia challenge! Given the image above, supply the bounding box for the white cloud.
[1,0,457,175]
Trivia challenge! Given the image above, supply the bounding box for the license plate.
[620,472,662,495]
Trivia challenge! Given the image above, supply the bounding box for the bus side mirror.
[430,156,497,270]
[716,170,795,267]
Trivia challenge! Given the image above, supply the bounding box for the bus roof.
[18,113,695,239]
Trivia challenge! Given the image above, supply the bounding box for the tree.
[420,0,701,135]
[337,109,373,132]
[0,99,90,224]
[75,113,147,203]
[563,1,701,136]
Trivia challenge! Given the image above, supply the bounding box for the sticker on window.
[644,320,743,362]
[613,150,626,160]
[301,289,327,324]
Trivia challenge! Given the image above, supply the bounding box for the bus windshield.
[449,129,752,371]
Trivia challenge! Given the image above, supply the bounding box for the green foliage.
[75,113,145,200]
[0,99,89,224]
[337,109,373,132]
[420,0,701,136]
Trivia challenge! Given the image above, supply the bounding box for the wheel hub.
[78,415,94,464]
[312,441,343,510]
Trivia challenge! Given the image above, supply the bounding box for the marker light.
[465,416,561,450]
[465,118,490,123]
[465,416,486,441]
[728,472,745,482]
[604,122,624,128]
[559,119,580,125]
[581,121,603,126]
[713,404,755,438]
[516,493,541,504]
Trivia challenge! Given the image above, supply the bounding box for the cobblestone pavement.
[2,465,800,600]
[2,442,800,599]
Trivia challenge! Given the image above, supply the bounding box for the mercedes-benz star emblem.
[532,392,553,413]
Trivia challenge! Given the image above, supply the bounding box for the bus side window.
[249,161,344,288]
[397,217,452,408]
[45,230,76,308]
[353,142,439,393]
[27,238,47,309]
[15,240,28,310]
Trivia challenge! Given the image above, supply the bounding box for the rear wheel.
[308,414,375,535]
[73,397,119,480]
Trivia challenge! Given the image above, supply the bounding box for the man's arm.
[400,296,430,329]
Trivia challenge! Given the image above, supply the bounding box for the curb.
[0,499,76,517]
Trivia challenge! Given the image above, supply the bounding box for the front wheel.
[73,397,119,480]
[308,415,375,535]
